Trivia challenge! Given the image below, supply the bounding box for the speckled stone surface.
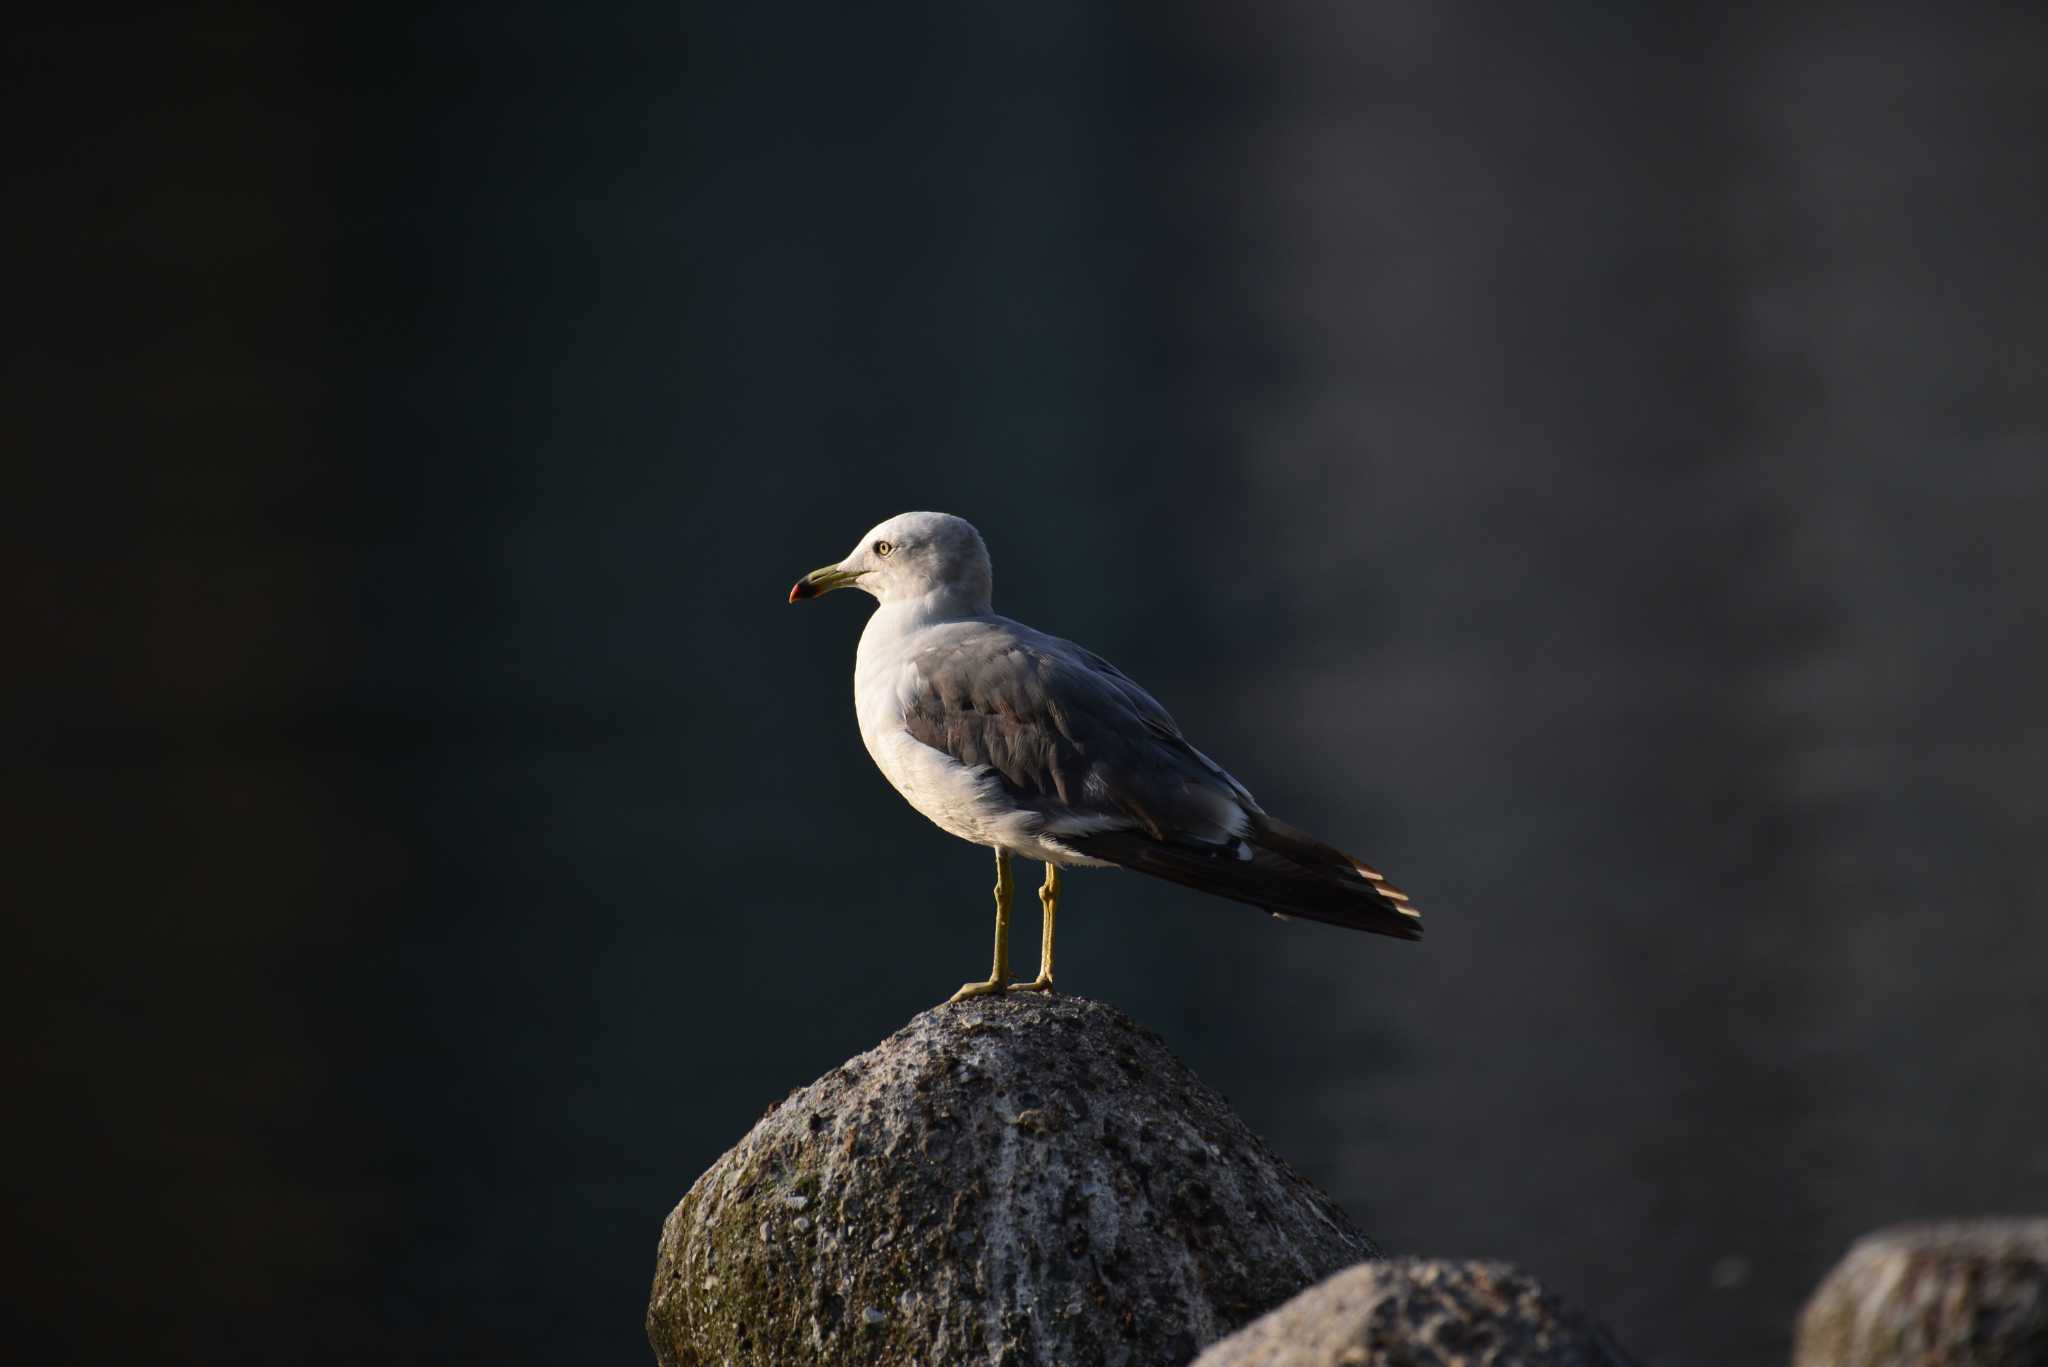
[1189,1258,1640,1367]
[646,993,1377,1367]
[1793,1219,2048,1367]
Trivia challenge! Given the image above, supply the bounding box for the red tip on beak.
[788,579,811,604]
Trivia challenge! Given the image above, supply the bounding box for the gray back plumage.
[899,618,1256,843]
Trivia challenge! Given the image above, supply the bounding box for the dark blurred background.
[8,3,2046,1363]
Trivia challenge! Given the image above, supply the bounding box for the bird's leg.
[1014,863,1058,992]
[948,847,1014,1002]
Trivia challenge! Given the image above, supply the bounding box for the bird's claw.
[946,975,1053,1003]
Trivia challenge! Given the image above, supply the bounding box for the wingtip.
[1390,898,1424,939]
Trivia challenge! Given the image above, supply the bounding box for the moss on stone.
[1191,1259,1641,1367]
[1793,1219,2048,1367]
[647,994,1378,1366]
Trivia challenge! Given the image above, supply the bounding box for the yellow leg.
[1014,863,1058,992]
[948,848,1013,1002]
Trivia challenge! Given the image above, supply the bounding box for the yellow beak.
[787,564,864,603]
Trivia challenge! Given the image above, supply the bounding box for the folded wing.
[899,620,1421,940]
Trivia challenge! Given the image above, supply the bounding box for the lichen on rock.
[1793,1218,2048,1367]
[646,994,1378,1366]
[1189,1258,1641,1367]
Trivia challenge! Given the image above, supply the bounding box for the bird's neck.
[873,587,991,630]
[858,594,989,672]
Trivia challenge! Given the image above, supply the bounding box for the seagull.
[788,511,1420,1002]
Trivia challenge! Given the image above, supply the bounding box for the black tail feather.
[1062,814,1422,941]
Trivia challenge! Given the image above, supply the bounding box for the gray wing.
[900,621,1253,842]
[900,619,1423,941]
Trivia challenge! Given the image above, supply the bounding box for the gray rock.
[646,993,1377,1367]
[1792,1218,2048,1367]
[1189,1259,1641,1367]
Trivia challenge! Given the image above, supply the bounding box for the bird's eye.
[873,540,894,557]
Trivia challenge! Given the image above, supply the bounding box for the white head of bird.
[788,511,993,615]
